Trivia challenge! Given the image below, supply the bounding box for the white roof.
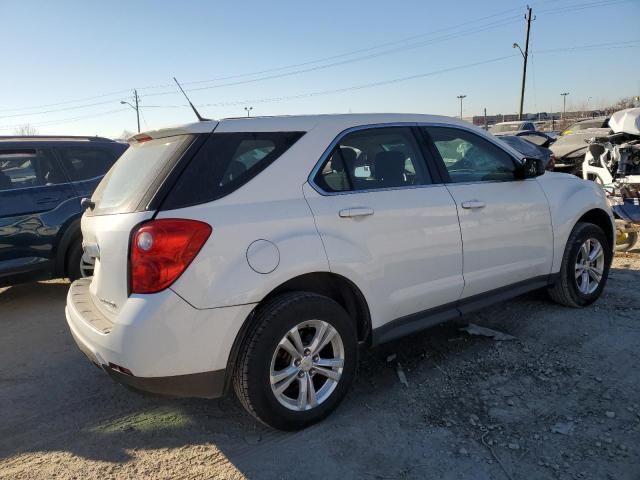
[133,113,477,140]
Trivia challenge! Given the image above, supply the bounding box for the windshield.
[489,123,520,133]
[89,135,194,215]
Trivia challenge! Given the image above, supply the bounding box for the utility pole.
[561,92,570,120]
[457,95,466,120]
[244,106,253,117]
[134,90,140,133]
[120,89,141,133]
[483,108,487,130]
[513,6,533,121]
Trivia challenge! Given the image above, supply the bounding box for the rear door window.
[313,127,431,193]
[162,131,304,209]
[57,146,120,181]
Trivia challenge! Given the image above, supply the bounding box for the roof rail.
[0,135,116,142]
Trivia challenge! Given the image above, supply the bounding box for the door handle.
[339,207,375,218]
[461,200,486,209]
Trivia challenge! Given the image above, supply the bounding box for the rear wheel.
[548,222,612,307]
[66,239,94,281]
[233,292,357,430]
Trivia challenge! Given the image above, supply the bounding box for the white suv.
[65,114,615,430]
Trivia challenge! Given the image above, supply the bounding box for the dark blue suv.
[0,136,127,286]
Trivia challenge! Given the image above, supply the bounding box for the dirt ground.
[1,251,639,480]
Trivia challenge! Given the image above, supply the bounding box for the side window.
[425,127,516,183]
[314,127,430,192]
[162,131,305,209]
[0,149,65,190]
[57,147,114,182]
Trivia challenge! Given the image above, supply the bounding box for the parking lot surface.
[1,252,639,480]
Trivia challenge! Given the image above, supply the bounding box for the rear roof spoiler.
[0,135,116,142]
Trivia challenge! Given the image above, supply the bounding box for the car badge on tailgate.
[98,297,117,309]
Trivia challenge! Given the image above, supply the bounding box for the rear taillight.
[130,219,212,294]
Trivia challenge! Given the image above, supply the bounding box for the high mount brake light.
[132,134,153,143]
[130,219,211,294]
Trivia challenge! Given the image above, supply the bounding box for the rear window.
[90,135,194,215]
[161,131,304,210]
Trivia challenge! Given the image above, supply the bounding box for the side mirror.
[514,157,545,179]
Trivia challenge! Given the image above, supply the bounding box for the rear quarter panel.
[163,190,329,309]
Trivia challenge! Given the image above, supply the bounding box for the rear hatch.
[82,132,205,320]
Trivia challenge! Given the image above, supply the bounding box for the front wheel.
[548,222,612,307]
[233,292,358,430]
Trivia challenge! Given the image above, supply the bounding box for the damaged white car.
[583,107,640,251]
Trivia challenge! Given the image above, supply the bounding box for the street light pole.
[244,106,253,117]
[120,89,141,133]
[456,95,466,120]
[514,6,533,121]
[561,92,570,120]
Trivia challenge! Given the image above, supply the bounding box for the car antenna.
[173,77,209,121]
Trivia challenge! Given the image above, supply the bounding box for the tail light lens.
[130,219,212,294]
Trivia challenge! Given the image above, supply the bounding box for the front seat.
[0,171,12,189]
[374,151,406,188]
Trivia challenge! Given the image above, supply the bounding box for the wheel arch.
[54,216,82,276]
[577,208,615,250]
[222,271,371,395]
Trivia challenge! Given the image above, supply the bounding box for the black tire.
[65,239,83,282]
[548,222,612,308]
[233,292,358,430]
[615,231,638,252]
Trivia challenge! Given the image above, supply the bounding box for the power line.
[139,6,527,91]
[196,54,519,108]
[133,40,640,112]
[0,0,633,120]
[0,15,521,118]
[3,38,636,131]
[0,0,630,116]
[0,108,127,131]
[538,0,634,14]
[142,17,521,99]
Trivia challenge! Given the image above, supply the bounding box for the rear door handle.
[339,207,375,218]
[461,200,486,209]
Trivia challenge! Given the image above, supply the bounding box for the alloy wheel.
[269,320,344,411]
[575,238,605,294]
[80,254,95,278]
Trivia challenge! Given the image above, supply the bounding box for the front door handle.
[461,200,486,209]
[339,207,375,218]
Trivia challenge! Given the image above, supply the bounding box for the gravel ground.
[1,251,639,480]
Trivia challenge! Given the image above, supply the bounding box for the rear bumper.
[65,278,255,399]
[105,364,227,398]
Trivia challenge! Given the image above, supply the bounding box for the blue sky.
[0,0,638,137]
